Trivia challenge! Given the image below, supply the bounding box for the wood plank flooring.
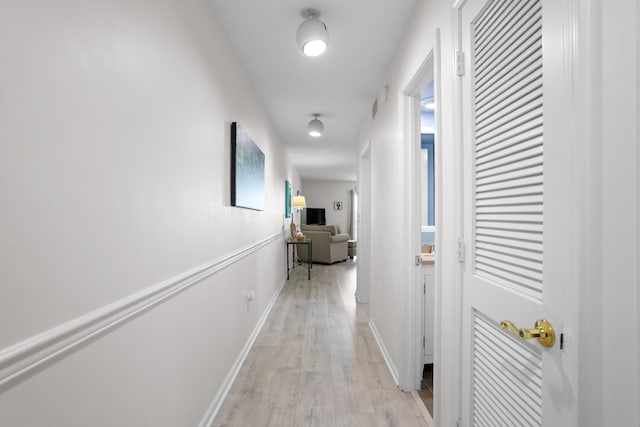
[213,261,428,427]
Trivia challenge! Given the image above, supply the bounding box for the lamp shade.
[292,195,307,209]
[296,9,329,57]
[307,116,324,137]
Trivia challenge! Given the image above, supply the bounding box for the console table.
[286,240,312,280]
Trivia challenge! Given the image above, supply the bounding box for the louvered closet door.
[459,0,566,425]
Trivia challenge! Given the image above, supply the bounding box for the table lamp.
[291,191,306,240]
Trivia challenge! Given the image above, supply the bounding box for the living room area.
[294,180,357,264]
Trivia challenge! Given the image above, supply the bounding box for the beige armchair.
[297,224,349,264]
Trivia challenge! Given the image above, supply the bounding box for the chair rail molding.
[0,232,284,392]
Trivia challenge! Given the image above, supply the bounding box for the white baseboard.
[411,390,434,426]
[198,278,286,427]
[368,319,400,386]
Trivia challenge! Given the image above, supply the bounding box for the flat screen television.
[306,208,326,225]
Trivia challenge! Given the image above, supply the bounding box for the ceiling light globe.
[307,117,324,137]
[303,39,327,57]
[421,97,435,111]
[296,18,329,57]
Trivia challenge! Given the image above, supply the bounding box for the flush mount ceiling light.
[296,8,329,57]
[421,97,435,110]
[307,115,324,137]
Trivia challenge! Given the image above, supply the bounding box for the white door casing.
[423,264,435,364]
[357,142,371,304]
[458,0,573,425]
[399,46,436,391]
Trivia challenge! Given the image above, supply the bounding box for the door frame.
[357,142,372,304]
[400,47,435,392]
[399,29,452,400]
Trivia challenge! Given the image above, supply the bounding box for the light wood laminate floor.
[213,261,428,426]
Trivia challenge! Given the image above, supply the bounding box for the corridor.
[213,262,429,426]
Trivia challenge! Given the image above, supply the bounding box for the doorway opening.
[401,42,441,419]
[418,80,436,415]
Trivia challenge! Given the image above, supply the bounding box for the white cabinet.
[422,263,435,364]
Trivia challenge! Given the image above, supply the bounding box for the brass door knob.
[500,319,555,348]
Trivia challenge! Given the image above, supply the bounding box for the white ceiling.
[208,0,417,181]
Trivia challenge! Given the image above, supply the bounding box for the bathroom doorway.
[418,80,436,415]
[401,41,441,419]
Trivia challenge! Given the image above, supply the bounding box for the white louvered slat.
[476,26,541,95]
[476,185,543,203]
[476,41,542,111]
[475,328,543,396]
[472,311,543,427]
[474,362,539,423]
[475,2,542,81]
[476,241,543,262]
[474,376,525,425]
[474,358,541,402]
[477,78,543,131]
[478,197,542,209]
[477,136,543,169]
[476,34,541,102]
[477,180,542,198]
[471,0,507,41]
[476,119,544,155]
[476,149,543,178]
[474,0,532,58]
[476,234,542,254]
[476,86,543,132]
[475,228,542,248]
[476,234,542,258]
[476,221,543,235]
[473,0,543,302]
[476,165,543,189]
[475,10,541,85]
[476,106,542,145]
[475,157,542,183]
[476,225,542,238]
[476,248,542,272]
[474,0,537,56]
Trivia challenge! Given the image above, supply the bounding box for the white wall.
[357,1,640,426]
[356,0,457,419]
[301,180,355,236]
[0,1,300,425]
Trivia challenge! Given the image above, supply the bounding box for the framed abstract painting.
[285,180,292,218]
[231,122,265,210]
